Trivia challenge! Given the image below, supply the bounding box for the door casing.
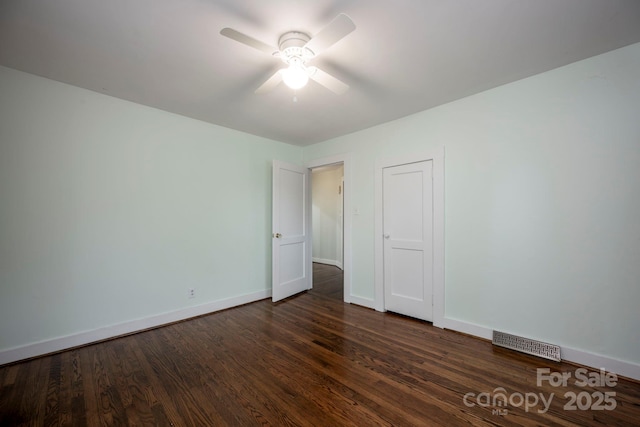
[306,153,352,304]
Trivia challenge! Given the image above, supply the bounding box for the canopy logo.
[463,388,553,415]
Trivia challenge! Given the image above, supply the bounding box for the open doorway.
[311,164,344,301]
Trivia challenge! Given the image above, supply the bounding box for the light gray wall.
[311,166,343,266]
[0,66,301,353]
[303,43,640,366]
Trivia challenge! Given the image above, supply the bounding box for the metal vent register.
[492,331,561,362]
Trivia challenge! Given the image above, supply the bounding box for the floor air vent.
[492,331,561,362]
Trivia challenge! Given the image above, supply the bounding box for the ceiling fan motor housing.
[278,31,314,64]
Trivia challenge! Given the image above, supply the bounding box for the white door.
[272,160,311,302]
[383,160,433,321]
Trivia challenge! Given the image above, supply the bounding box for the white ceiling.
[2,0,640,146]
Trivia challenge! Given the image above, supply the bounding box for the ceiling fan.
[220,14,356,95]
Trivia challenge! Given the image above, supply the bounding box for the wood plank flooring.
[1,263,639,426]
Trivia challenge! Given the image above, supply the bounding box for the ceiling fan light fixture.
[221,14,355,95]
[281,58,309,90]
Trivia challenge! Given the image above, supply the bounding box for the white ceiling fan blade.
[304,13,356,56]
[308,67,349,95]
[220,28,277,55]
[255,69,284,94]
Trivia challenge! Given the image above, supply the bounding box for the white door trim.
[306,153,352,304]
[374,147,445,328]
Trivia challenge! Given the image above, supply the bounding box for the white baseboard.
[0,289,271,366]
[560,346,640,381]
[440,316,640,381]
[313,258,343,269]
[440,317,493,340]
[348,295,375,310]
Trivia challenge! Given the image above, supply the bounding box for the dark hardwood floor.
[309,262,344,300]
[1,263,639,426]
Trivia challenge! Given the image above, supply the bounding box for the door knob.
[273,233,282,238]
[384,234,390,239]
